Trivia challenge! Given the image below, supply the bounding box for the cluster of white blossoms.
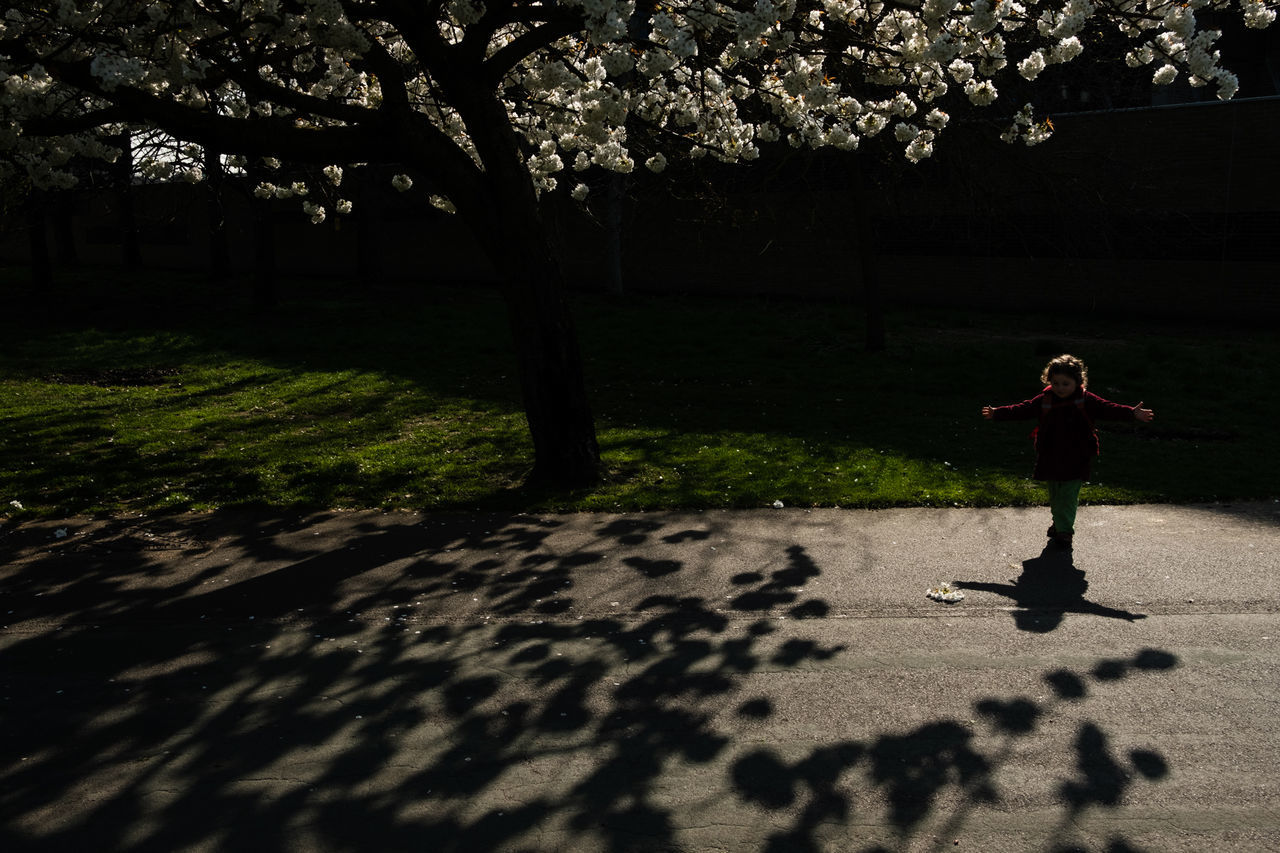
[1,0,1273,215]
[1000,102,1055,145]
[87,52,151,92]
[926,582,966,603]
[302,200,326,224]
[254,181,311,199]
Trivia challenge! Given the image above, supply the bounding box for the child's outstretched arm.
[983,397,1041,421]
[1085,392,1155,422]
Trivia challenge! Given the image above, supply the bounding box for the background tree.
[3,0,1273,486]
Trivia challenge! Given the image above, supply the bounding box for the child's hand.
[1133,401,1154,423]
[981,406,994,420]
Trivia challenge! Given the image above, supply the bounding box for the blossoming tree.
[2,0,1273,486]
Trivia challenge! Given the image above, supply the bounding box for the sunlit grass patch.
[583,430,1045,512]
[1,268,1277,517]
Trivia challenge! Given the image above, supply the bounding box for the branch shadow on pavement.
[955,544,1147,633]
[729,646,1176,853]
[0,512,1176,853]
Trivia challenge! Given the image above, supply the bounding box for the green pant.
[1047,480,1083,534]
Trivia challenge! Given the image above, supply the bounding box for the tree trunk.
[433,79,603,488]
[481,186,601,487]
[501,262,603,488]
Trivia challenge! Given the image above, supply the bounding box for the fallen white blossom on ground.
[927,583,965,603]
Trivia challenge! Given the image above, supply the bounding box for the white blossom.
[1003,102,1053,146]
[894,122,920,142]
[1215,70,1240,100]
[856,112,889,137]
[964,79,999,106]
[0,0,1269,202]
[1242,0,1276,28]
[824,123,859,150]
[429,194,456,213]
[528,140,564,177]
[1125,47,1155,67]
[926,583,965,603]
[1018,50,1047,80]
[1050,35,1084,63]
[948,59,975,83]
[905,131,934,162]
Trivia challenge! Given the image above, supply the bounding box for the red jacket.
[990,387,1137,481]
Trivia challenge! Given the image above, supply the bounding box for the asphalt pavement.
[2,501,1278,852]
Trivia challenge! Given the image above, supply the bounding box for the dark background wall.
[3,98,1277,323]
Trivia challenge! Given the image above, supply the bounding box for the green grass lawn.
[2,266,1276,518]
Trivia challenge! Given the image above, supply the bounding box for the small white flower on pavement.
[927,582,965,603]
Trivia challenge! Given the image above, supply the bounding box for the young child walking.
[982,354,1154,549]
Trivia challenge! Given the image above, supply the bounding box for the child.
[982,354,1154,549]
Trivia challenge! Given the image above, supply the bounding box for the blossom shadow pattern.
[0,512,1176,853]
[730,647,1176,853]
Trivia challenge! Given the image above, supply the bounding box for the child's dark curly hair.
[1041,354,1088,389]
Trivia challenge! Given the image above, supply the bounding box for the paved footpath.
[1,502,1278,853]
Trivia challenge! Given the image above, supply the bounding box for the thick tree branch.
[483,15,584,83]
[375,0,451,70]
[335,3,414,115]
[22,106,130,137]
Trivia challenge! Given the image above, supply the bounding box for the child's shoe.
[1052,531,1074,550]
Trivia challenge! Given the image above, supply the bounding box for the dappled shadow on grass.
[8,274,1275,512]
[0,511,1181,852]
[0,375,535,516]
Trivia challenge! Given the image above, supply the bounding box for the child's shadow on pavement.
[957,546,1147,633]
